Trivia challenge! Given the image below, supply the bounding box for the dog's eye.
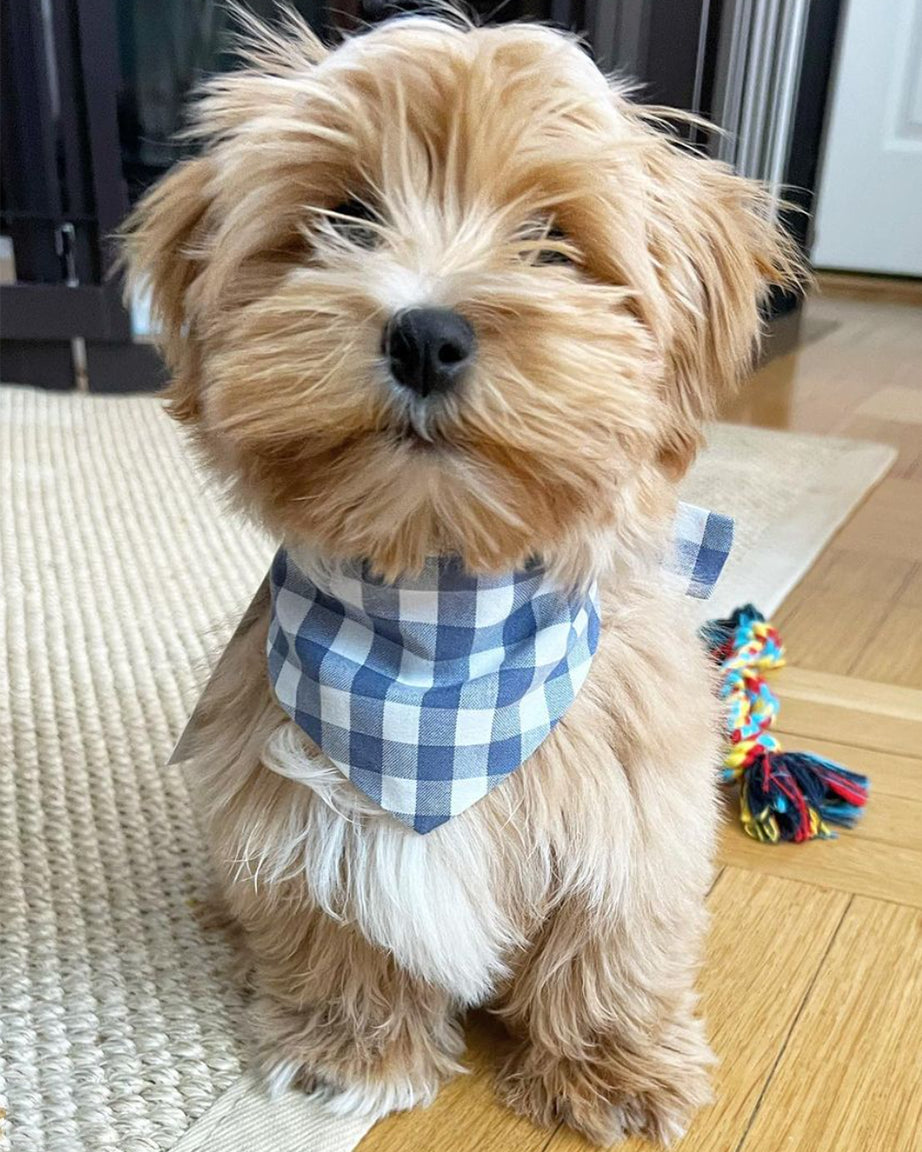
[330,199,380,249]
[335,198,375,221]
[535,248,574,266]
[533,227,578,267]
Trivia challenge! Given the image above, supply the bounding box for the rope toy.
[702,605,870,844]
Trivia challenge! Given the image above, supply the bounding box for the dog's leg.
[188,611,469,1120]
[236,893,466,1120]
[495,852,714,1145]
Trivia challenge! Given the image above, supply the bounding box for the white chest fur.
[261,721,526,1004]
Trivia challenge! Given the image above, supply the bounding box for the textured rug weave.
[0,386,894,1152]
[0,388,271,1152]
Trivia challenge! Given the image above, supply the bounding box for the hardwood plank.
[799,546,914,603]
[774,666,922,758]
[774,589,890,676]
[773,731,922,800]
[833,478,922,562]
[739,898,922,1152]
[358,1013,549,1152]
[724,359,860,437]
[719,824,922,909]
[853,385,922,425]
[846,790,922,852]
[723,360,882,438]
[897,562,922,608]
[836,415,922,479]
[544,871,848,1152]
[851,602,922,687]
[724,294,922,436]
[904,452,922,483]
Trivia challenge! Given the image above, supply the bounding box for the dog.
[124,9,798,1145]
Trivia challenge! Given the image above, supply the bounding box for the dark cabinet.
[1,0,838,390]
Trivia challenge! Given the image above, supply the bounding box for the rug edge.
[706,437,897,620]
[172,1074,375,1152]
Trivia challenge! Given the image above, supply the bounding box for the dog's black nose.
[383,308,475,398]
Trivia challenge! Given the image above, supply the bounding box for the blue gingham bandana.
[265,502,732,834]
[671,502,735,599]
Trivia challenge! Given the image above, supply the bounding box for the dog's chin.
[209,365,642,582]
[390,414,442,452]
[214,382,634,583]
[386,388,456,451]
[228,428,539,580]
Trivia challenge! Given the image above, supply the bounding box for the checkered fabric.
[670,502,735,599]
[268,552,600,833]
[267,502,732,833]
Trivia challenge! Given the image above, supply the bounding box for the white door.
[812,0,922,276]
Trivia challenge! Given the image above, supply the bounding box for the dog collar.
[265,502,732,834]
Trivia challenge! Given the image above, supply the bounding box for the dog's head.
[124,11,799,582]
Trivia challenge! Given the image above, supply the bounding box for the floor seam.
[537,1121,564,1152]
[892,560,921,607]
[716,863,921,910]
[771,730,921,760]
[772,728,922,760]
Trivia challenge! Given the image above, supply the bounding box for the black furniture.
[1,0,839,391]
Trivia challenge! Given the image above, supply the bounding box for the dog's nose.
[383,307,475,397]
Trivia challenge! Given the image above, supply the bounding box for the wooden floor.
[360,289,922,1152]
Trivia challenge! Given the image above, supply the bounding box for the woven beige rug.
[0,386,894,1152]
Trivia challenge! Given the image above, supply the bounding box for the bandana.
[265,502,732,834]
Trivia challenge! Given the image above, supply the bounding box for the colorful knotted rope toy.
[702,605,870,844]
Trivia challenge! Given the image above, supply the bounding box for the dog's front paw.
[261,1051,438,1120]
[496,1036,713,1147]
[253,995,465,1122]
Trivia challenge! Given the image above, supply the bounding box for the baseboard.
[815,271,922,304]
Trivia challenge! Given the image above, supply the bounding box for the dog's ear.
[121,158,214,423]
[120,9,329,424]
[635,127,803,477]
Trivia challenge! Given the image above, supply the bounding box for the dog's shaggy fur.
[124,10,798,1144]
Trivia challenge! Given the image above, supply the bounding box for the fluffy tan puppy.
[125,9,797,1145]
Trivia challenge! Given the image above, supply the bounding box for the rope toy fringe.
[702,605,870,844]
